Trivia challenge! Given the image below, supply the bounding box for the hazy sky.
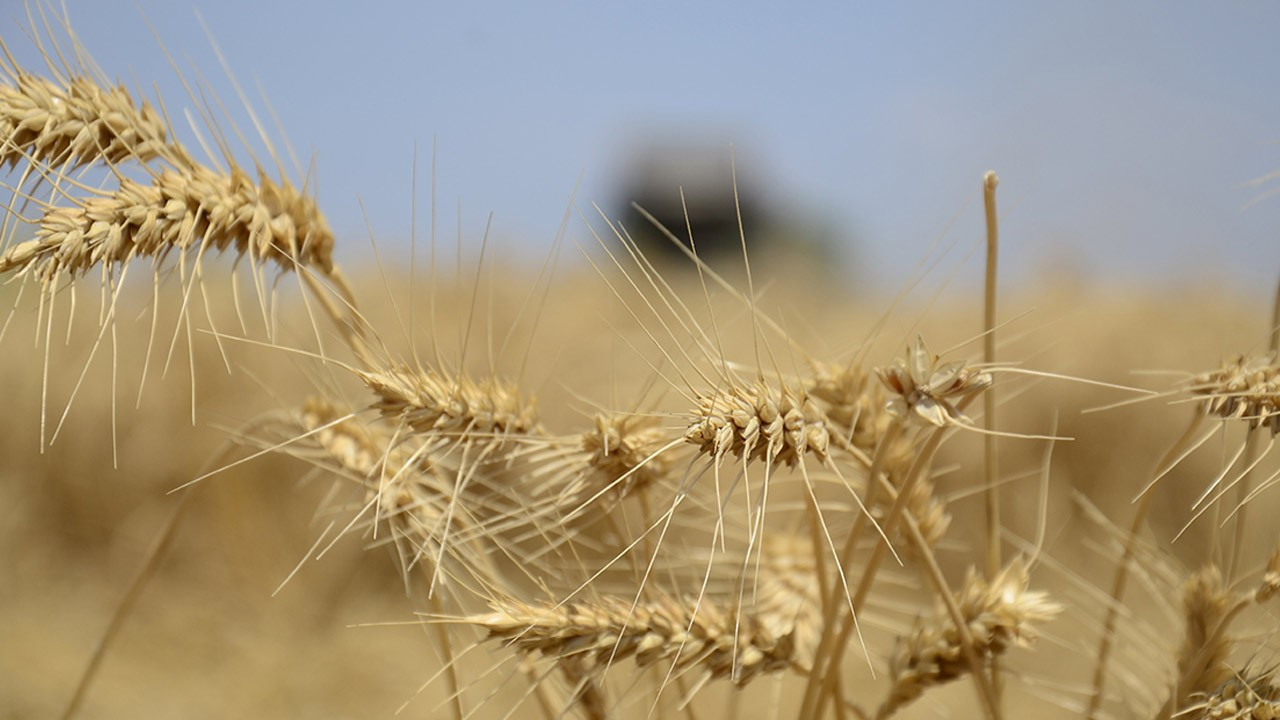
[11,1,1280,291]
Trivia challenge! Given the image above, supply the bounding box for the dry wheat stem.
[811,387,987,718]
[60,488,195,720]
[1086,407,1209,720]
[798,419,908,719]
[800,338,991,719]
[981,169,1006,720]
[982,170,1002,583]
[811,431,986,720]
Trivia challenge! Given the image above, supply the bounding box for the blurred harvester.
[611,138,840,274]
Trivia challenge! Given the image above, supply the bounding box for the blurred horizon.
[8,1,1280,293]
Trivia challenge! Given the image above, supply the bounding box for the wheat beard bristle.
[295,398,497,582]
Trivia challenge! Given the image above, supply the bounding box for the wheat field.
[3,7,1280,720]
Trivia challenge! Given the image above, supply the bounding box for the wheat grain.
[1191,353,1280,433]
[1190,673,1280,720]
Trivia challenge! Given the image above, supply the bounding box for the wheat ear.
[0,164,334,283]
[1157,566,1244,718]
[0,72,170,171]
[874,559,1060,719]
[361,364,539,439]
[684,381,831,467]
[1188,671,1280,719]
[460,593,797,690]
[756,533,823,670]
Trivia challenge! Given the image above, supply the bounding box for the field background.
[3,259,1277,718]
[4,1,1280,718]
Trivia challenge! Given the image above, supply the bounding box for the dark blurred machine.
[612,140,770,265]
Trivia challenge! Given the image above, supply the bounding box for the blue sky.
[11,1,1280,291]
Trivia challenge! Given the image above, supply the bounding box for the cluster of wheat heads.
[5,11,1280,720]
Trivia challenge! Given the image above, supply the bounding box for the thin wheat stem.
[813,389,985,717]
[981,170,1005,715]
[426,590,464,720]
[810,424,967,719]
[983,166,1003,712]
[982,170,1002,582]
[896,515,1002,720]
[796,420,905,719]
[60,487,196,720]
[803,491,847,718]
[1085,407,1207,719]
